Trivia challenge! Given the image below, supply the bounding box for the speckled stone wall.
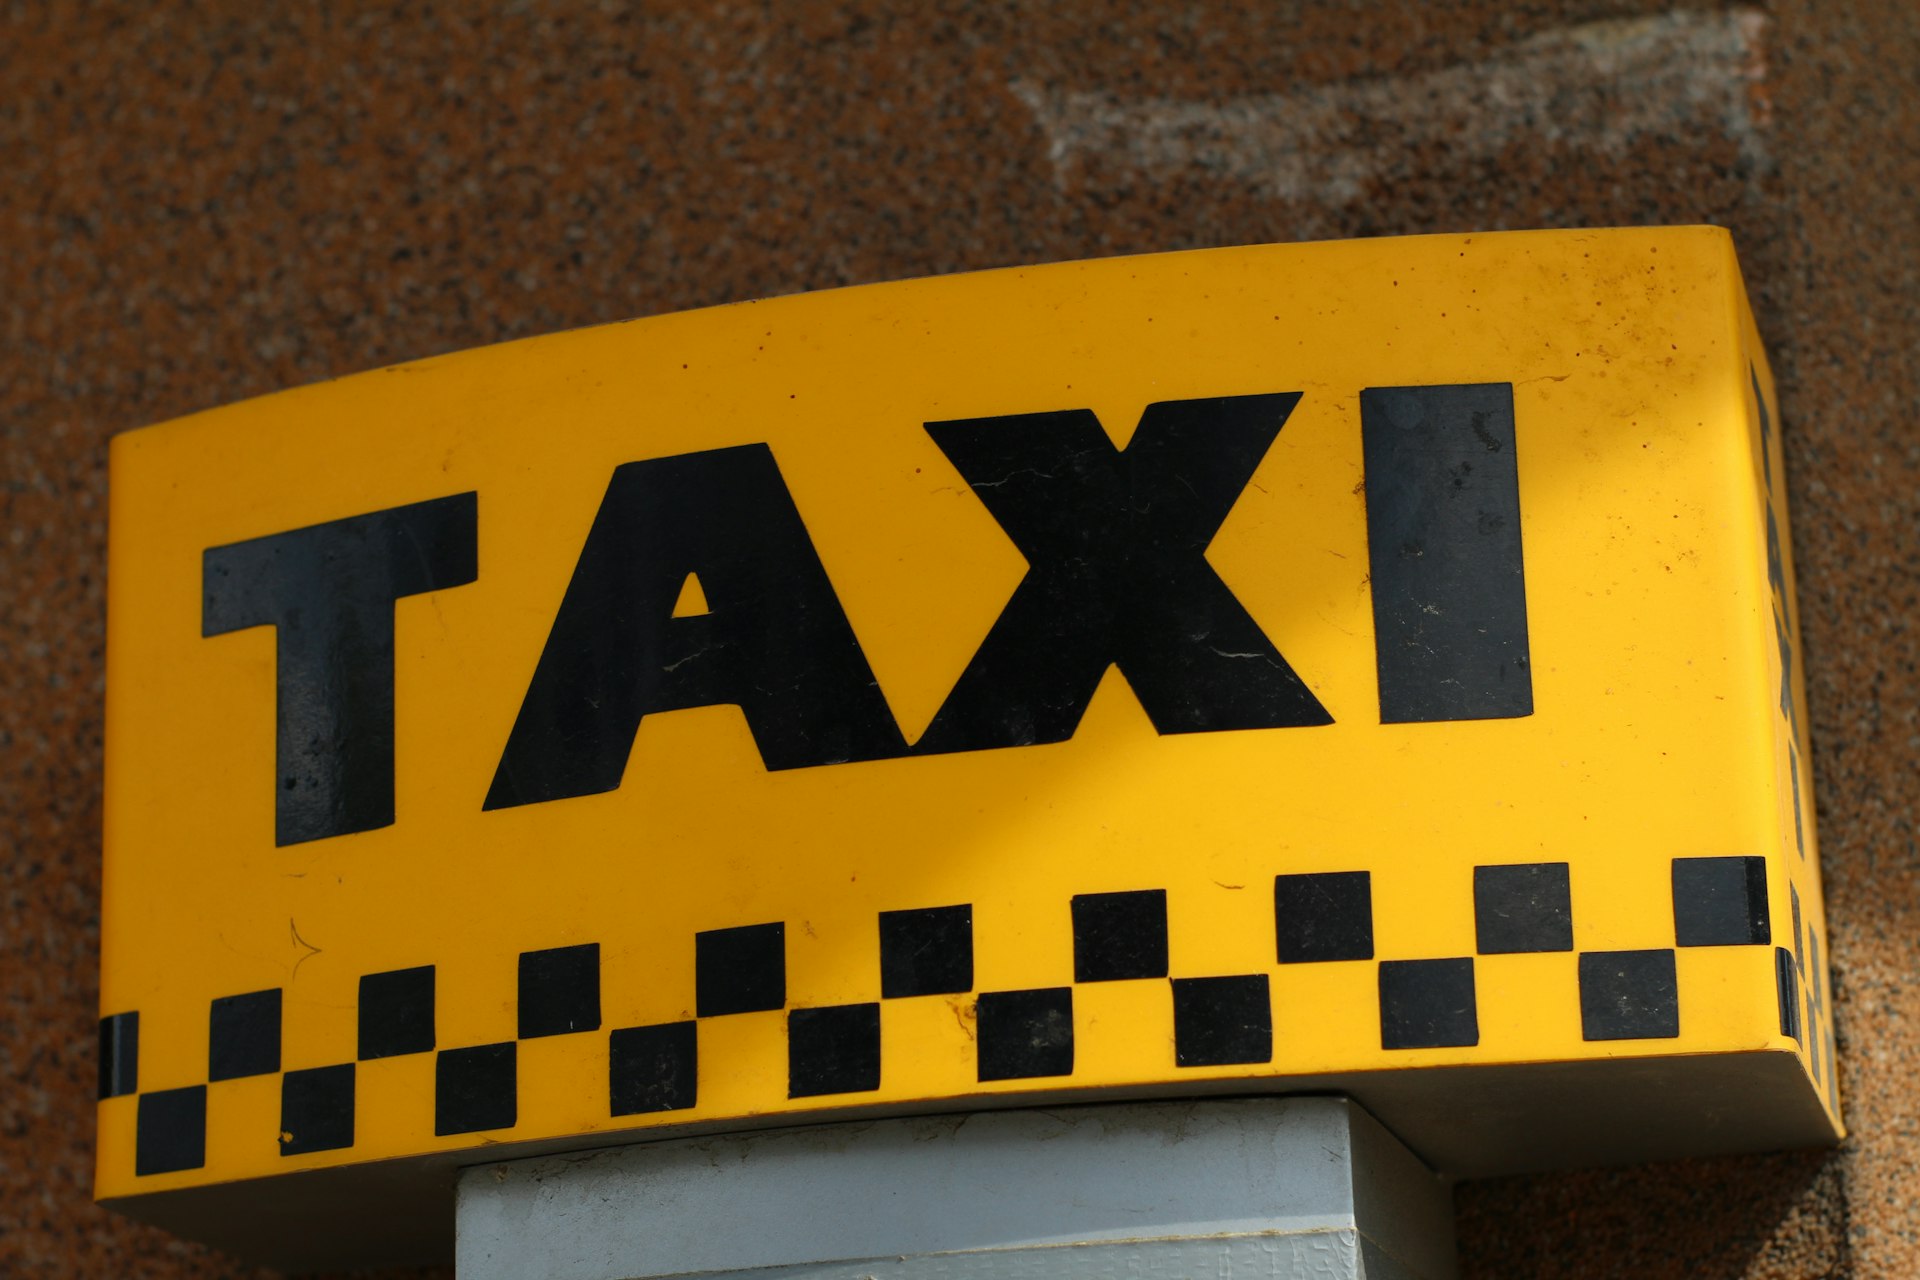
[3,2,1914,1276]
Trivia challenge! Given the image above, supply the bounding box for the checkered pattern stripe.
[1784,878,1841,1117]
[100,855,1801,1177]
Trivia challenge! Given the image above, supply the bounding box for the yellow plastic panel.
[99,228,1838,1261]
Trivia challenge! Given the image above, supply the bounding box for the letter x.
[915,393,1331,754]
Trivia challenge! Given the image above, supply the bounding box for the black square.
[435,1042,517,1135]
[879,905,973,998]
[695,922,786,1016]
[1791,883,1804,966]
[788,1003,882,1097]
[1379,958,1479,1049]
[977,988,1074,1081]
[358,965,436,1060]
[135,1086,205,1176]
[610,1022,698,1115]
[1579,949,1680,1040]
[1474,863,1574,954]
[1172,975,1272,1067]
[209,987,282,1081]
[1672,856,1770,946]
[1071,889,1168,982]
[279,1063,355,1155]
[1275,872,1373,963]
[99,1011,139,1100]
[1809,928,1825,1014]
[519,943,602,1038]
[1775,946,1801,1042]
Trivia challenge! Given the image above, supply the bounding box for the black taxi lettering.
[915,394,1330,754]
[203,492,478,845]
[202,386,1532,844]
[483,444,906,811]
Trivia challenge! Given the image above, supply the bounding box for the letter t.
[202,492,478,846]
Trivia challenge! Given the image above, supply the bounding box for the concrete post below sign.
[455,1097,1455,1279]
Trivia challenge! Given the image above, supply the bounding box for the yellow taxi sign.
[100,228,1837,1265]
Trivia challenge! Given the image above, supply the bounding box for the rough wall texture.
[2,1,1914,1276]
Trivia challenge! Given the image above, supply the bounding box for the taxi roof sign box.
[100,228,1838,1269]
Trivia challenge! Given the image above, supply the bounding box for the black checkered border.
[101,855,1808,1177]
[1782,878,1840,1117]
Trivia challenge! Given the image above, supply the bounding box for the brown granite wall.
[3,1,1914,1275]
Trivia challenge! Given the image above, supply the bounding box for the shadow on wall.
[1455,1146,1848,1280]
